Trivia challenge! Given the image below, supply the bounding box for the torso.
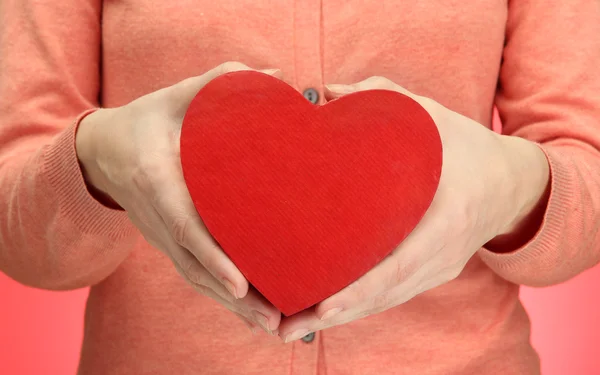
[79,1,540,374]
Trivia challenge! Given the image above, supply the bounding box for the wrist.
[492,135,550,244]
[76,109,121,208]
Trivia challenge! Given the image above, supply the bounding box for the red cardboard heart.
[180,71,442,316]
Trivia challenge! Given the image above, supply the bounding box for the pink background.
[1,266,600,374]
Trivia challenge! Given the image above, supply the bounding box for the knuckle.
[179,258,208,286]
[392,258,410,284]
[198,251,222,276]
[450,205,473,236]
[192,283,212,296]
[130,164,153,195]
[131,159,170,197]
[434,207,467,238]
[435,216,453,236]
[390,255,418,286]
[170,215,191,246]
[347,280,368,303]
[372,293,391,311]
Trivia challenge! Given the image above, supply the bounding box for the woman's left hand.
[278,76,550,343]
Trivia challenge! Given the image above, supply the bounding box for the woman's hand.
[278,76,550,342]
[75,62,283,335]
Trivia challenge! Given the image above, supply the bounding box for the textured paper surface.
[180,71,442,315]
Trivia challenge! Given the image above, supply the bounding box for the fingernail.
[325,84,354,94]
[221,278,238,299]
[252,311,271,333]
[320,307,343,321]
[284,329,311,343]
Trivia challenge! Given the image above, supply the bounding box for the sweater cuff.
[42,109,137,241]
[478,145,577,274]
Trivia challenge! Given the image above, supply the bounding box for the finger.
[152,170,250,300]
[310,254,415,321]
[326,79,440,129]
[143,203,282,332]
[169,246,281,334]
[277,307,321,343]
[190,282,262,335]
[182,261,282,333]
[127,212,169,256]
[238,286,282,334]
[129,209,242,304]
[323,84,356,101]
[325,77,417,100]
[258,68,283,79]
[201,285,281,335]
[169,62,282,113]
[277,304,372,343]
[312,224,437,320]
[132,199,246,303]
[351,76,404,93]
[169,241,239,304]
[170,62,252,106]
[313,201,450,319]
[279,274,429,343]
[171,243,282,333]
[234,312,260,335]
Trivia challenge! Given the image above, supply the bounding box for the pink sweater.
[2,1,600,374]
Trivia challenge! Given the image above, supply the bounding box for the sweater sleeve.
[0,0,138,290]
[478,0,600,287]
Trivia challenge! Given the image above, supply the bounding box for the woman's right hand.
[75,62,282,335]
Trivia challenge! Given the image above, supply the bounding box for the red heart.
[181,71,442,316]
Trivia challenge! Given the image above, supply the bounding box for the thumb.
[324,84,357,101]
[259,68,283,79]
[169,63,282,111]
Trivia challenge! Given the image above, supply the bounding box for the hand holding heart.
[276,76,550,342]
[77,64,549,341]
[75,62,284,334]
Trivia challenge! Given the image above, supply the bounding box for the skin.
[277,77,550,342]
[76,62,283,335]
[76,65,550,341]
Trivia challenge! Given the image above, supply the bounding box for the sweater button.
[303,88,319,104]
[301,332,316,343]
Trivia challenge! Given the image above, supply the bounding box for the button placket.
[290,331,320,375]
[289,0,323,373]
[292,0,322,106]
